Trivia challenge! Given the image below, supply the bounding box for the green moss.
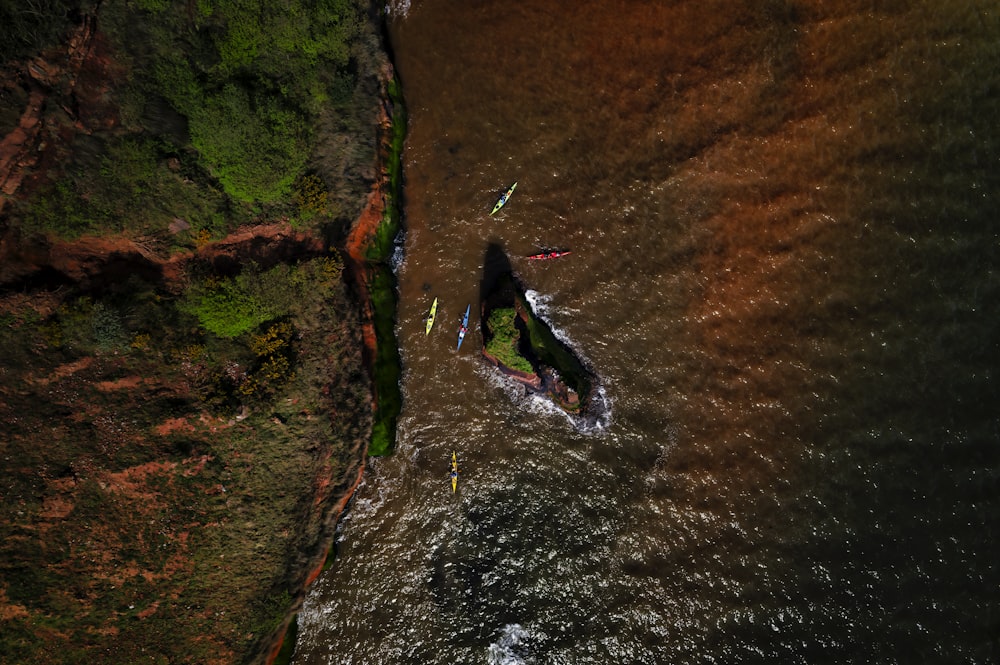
[368,265,402,456]
[365,74,407,456]
[520,295,592,401]
[366,75,407,262]
[273,614,299,665]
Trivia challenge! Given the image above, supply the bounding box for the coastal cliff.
[0,1,399,663]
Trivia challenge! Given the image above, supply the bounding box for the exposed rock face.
[478,243,605,427]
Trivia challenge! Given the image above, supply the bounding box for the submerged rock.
[478,243,605,426]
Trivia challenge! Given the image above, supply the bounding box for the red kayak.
[527,250,572,261]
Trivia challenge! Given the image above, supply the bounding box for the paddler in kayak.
[490,181,517,215]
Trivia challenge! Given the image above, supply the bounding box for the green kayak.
[490,182,518,215]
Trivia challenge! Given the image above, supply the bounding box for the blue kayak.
[457,304,471,350]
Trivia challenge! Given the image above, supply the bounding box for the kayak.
[450,451,459,493]
[456,304,471,351]
[490,182,518,215]
[527,250,572,260]
[425,297,438,335]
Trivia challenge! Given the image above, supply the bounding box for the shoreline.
[261,63,407,665]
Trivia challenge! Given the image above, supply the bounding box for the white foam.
[390,230,407,272]
[473,353,613,435]
[487,623,535,665]
[522,290,587,354]
[474,362,567,424]
[385,0,411,18]
[338,458,398,528]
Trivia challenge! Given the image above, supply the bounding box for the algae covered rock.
[478,244,605,425]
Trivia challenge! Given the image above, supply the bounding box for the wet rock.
[478,243,604,426]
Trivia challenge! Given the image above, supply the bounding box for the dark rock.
[478,243,606,427]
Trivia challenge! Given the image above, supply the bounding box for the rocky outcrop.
[482,345,544,390]
[479,243,604,426]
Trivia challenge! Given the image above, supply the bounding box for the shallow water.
[294,2,1000,662]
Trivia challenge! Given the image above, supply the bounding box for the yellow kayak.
[425,297,438,335]
[450,451,459,493]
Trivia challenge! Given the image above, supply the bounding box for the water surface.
[295,2,1000,663]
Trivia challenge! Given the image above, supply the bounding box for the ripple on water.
[296,2,1000,663]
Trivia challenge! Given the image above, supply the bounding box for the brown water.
[293,2,1000,663]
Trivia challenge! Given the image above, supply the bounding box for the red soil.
[341,83,395,401]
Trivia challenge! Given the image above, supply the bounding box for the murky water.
[294,2,1000,663]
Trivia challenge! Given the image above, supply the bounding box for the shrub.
[0,0,74,62]
[293,173,330,223]
[53,297,95,351]
[180,277,275,339]
[249,322,294,357]
[17,136,237,241]
[91,303,127,351]
[187,84,308,203]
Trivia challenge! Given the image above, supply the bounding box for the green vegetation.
[519,293,592,406]
[186,83,308,203]
[0,0,77,62]
[273,614,299,665]
[7,0,384,244]
[0,255,370,664]
[366,76,407,261]
[482,270,595,414]
[178,261,326,339]
[294,173,333,224]
[181,275,276,339]
[112,0,362,206]
[19,136,230,242]
[365,74,407,457]
[485,307,534,374]
[368,265,403,456]
[0,0,395,660]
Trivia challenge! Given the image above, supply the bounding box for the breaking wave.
[487,624,536,665]
[384,0,411,18]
